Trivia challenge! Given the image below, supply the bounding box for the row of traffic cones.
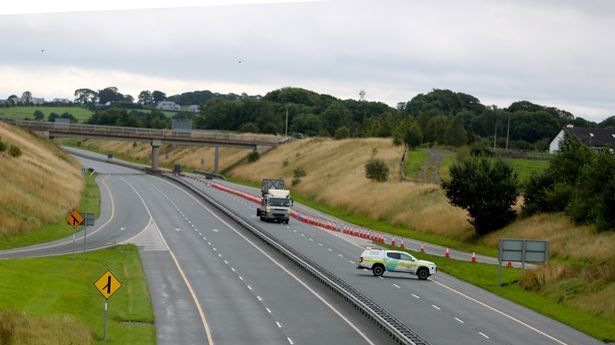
[386,238,516,267]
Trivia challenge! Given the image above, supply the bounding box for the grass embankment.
[56,138,252,173]
[391,245,615,342]
[0,245,155,345]
[0,106,93,122]
[0,123,93,247]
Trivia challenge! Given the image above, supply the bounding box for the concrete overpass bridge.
[3,119,289,171]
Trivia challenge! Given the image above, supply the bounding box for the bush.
[246,150,260,162]
[0,139,5,152]
[293,167,306,178]
[239,122,259,133]
[292,178,301,186]
[334,126,350,140]
[441,157,519,235]
[8,145,22,158]
[282,159,289,167]
[365,158,389,182]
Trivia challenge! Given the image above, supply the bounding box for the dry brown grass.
[482,213,615,263]
[0,123,83,235]
[0,310,91,345]
[72,139,251,172]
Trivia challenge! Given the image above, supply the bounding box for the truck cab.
[256,179,292,224]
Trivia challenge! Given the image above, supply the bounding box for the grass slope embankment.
[0,245,155,345]
[0,122,97,248]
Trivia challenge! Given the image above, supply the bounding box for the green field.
[0,173,100,250]
[437,155,549,184]
[390,246,615,342]
[0,106,93,122]
[0,106,180,123]
[0,245,155,345]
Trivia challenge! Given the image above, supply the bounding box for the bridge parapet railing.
[2,119,287,145]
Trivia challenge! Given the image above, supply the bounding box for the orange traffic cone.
[391,238,397,247]
[506,260,513,268]
[420,242,425,253]
[471,252,477,263]
[444,248,450,258]
[400,239,405,249]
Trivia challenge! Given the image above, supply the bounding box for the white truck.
[256,179,292,224]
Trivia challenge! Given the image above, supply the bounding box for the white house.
[52,98,71,103]
[156,101,181,111]
[188,105,199,113]
[31,97,45,105]
[550,126,615,153]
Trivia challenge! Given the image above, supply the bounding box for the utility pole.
[505,113,510,151]
[493,113,497,150]
[285,104,289,137]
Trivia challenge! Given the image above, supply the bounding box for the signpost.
[498,239,549,286]
[94,270,122,341]
[83,213,95,260]
[66,210,85,255]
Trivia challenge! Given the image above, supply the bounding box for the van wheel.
[417,267,429,280]
[372,264,385,277]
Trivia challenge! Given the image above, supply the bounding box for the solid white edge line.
[156,176,377,345]
[432,280,569,345]
[121,178,215,345]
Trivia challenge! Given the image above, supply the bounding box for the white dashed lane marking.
[455,317,464,324]
[392,284,401,289]
[276,321,282,328]
[411,293,420,299]
[432,304,441,310]
[287,337,294,345]
[479,332,490,339]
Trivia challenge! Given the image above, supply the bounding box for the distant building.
[156,101,181,111]
[31,97,45,105]
[188,105,199,113]
[549,126,615,153]
[52,98,71,103]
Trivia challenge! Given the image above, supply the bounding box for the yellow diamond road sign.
[66,209,84,229]
[94,270,122,299]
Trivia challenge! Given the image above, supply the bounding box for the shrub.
[8,145,22,158]
[334,126,350,140]
[292,178,301,186]
[293,167,306,178]
[240,122,259,133]
[441,157,519,235]
[0,139,5,152]
[282,159,289,167]
[246,150,260,162]
[365,158,389,182]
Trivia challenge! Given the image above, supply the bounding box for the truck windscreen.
[269,198,290,207]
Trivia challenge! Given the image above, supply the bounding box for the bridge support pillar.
[214,145,219,174]
[151,140,162,171]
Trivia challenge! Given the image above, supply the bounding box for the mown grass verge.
[389,245,615,342]
[0,244,155,345]
[0,173,100,250]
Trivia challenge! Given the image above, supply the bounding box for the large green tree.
[442,158,519,235]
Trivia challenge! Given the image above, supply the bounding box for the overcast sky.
[1,0,614,121]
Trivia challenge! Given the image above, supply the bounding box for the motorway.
[0,150,604,345]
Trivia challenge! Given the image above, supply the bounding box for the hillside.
[0,122,83,236]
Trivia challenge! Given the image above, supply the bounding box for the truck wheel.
[417,267,429,280]
[284,219,289,224]
[372,264,385,277]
